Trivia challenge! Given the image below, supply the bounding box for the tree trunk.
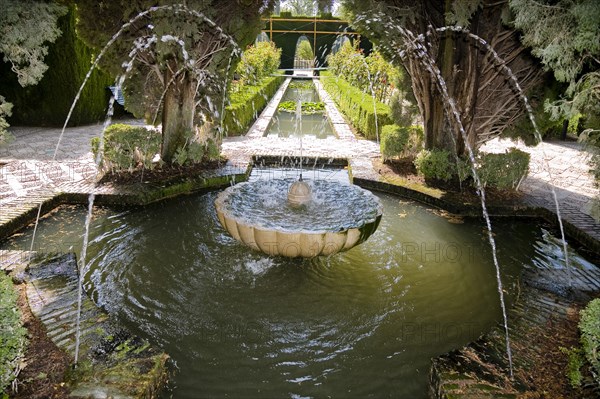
[161,67,196,162]
[399,1,542,156]
[406,10,481,156]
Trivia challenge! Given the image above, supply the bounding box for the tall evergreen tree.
[343,0,543,154]
[76,0,275,162]
[510,0,600,122]
[0,0,67,142]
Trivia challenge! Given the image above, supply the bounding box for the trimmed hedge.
[580,298,600,387]
[414,149,454,181]
[476,148,530,190]
[222,75,285,136]
[381,125,408,161]
[415,147,530,189]
[0,274,27,395]
[320,71,392,140]
[380,124,424,160]
[0,6,113,126]
[91,124,161,172]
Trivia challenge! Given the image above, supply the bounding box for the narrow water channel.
[265,79,335,139]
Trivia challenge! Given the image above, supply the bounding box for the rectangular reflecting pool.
[265,79,335,139]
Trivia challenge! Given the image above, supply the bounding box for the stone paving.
[481,138,600,245]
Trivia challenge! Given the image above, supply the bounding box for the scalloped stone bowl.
[214,179,383,258]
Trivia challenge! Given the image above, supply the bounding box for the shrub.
[235,41,281,87]
[380,125,406,160]
[560,346,585,388]
[476,148,530,190]
[326,42,399,103]
[381,125,424,161]
[414,149,454,181]
[296,39,314,61]
[579,298,600,387]
[0,274,27,395]
[321,71,392,140]
[0,6,113,127]
[223,75,284,136]
[0,97,14,147]
[91,124,160,172]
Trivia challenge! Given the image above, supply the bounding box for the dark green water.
[2,189,595,398]
[265,81,335,139]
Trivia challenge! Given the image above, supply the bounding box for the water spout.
[354,12,516,377]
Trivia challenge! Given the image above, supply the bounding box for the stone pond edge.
[1,160,599,398]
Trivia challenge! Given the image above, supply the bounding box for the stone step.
[20,252,168,398]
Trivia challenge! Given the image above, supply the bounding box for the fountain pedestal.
[214,179,382,258]
[287,179,312,206]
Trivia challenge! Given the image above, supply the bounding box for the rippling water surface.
[2,189,594,398]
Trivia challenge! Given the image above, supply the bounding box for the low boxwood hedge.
[223,75,285,136]
[320,71,392,140]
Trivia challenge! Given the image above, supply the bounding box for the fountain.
[7,4,593,398]
[216,73,383,258]
[214,177,382,257]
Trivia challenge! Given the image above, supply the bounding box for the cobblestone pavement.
[481,138,600,241]
[0,94,598,244]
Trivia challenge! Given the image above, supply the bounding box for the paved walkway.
[481,138,600,243]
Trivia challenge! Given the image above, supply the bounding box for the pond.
[2,174,595,398]
[265,80,335,139]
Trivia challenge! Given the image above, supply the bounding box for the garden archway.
[262,16,372,71]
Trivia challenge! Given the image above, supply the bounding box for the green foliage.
[568,113,584,135]
[327,41,400,103]
[171,125,221,166]
[278,101,325,114]
[0,0,67,137]
[414,149,454,181]
[91,124,161,172]
[510,0,600,120]
[475,148,530,190]
[281,0,316,16]
[0,97,13,146]
[579,298,600,387]
[321,71,392,140]
[503,80,566,142]
[296,39,314,60]
[559,346,585,388]
[445,0,483,27]
[0,6,114,126]
[380,124,423,160]
[174,141,204,166]
[76,0,274,163]
[223,75,285,136]
[381,124,408,161]
[0,273,27,395]
[0,0,67,87]
[455,148,531,190]
[236,41,281,86]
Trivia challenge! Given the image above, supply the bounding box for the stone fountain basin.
[214,179,383,258]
